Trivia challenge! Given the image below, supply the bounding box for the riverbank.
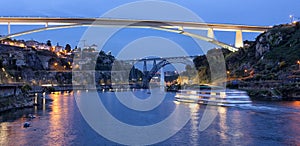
[241,87,300,101]
[0,92,53,113]
[229,81,300,101]
[0,93,34,113]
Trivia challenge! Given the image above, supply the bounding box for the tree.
[65,44,71,53]
[46,40,52,47]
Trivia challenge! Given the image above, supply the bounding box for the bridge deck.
[0,17,271,32]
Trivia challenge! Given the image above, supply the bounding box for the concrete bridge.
[0,17,272,52]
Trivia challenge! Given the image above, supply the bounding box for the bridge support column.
[160,67,164,91]
[143,61,147,73]
[153,60,156,67]
[235,30,243,48]
[8,22,11,34]
[45,22,48,27]
[130,65,136,81]
[207,28,214,39]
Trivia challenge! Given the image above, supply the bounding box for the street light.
[297,60,300,70]
[226,71,230,80]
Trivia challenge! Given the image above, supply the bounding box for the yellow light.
[54,63,58,66]
[297,60,300,64]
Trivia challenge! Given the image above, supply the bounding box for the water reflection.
[0,122,9,145]
[218,107,228,141]
[189,103,200,146]
[1,91,300,145]
[48,92,64,144]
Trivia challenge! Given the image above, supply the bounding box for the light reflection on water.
[0,91,300,145]
[188,103,200,146]
[218,107,228,142]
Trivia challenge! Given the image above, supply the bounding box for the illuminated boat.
[175,87,251,106]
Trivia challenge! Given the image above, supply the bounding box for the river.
[0,90,300,145]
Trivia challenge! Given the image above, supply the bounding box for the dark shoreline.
[0,93,53,113]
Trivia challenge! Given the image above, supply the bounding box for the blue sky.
[0,0,299,55]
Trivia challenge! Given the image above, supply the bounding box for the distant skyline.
[0,0,299,55]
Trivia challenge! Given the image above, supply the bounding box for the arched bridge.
[125,56,196,88]
[0,17,272,52]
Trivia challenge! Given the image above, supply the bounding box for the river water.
[0,90,300,145]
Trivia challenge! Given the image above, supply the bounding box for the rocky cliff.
[223,22,300,80]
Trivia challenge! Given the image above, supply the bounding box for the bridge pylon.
[235,30,244,48]
[143,61,147,73]
[153,60,157,67]
[8,22,10,34]
[207,28,215,39]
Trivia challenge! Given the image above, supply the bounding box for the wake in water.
[235,103,300,114]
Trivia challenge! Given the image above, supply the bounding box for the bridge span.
[0,17,272,51]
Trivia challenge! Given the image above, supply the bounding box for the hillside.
[193,22,300,81]
[192,22,300,99]
[225,22,300,81]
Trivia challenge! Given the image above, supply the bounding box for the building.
[25,40,39,48]
[1,39,25,48]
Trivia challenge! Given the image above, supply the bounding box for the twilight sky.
[0,0,299,55]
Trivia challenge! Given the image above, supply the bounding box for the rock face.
[255,34,271,57]
[255,24,298,58]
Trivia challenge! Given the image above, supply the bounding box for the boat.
[23,122,30,128]
[175,85,251,106]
